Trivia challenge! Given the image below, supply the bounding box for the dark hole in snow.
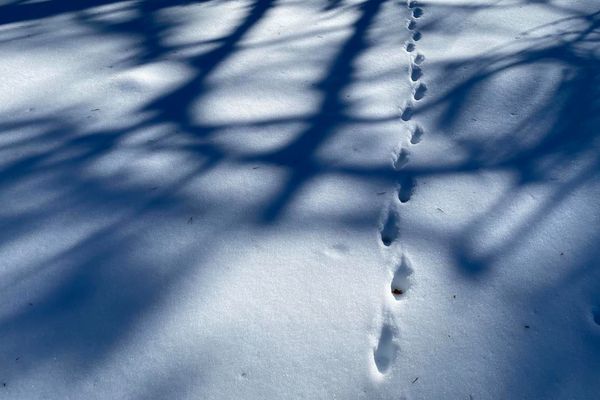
[593,309,600,326]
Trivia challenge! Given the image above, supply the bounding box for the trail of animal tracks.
[0,0,599,399]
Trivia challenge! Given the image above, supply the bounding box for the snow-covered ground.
[0,0,599,399]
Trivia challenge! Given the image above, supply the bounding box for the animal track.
[414,82,427,100]
[401,105,413,121]
[394,148,410,170]
[593,308,600,326]
[410,65,422,81]
[371,0,426,381]
[380,208,400,246]
[391,254,413,299]
[410,125,424,144]
[398,175,416,203]
[373,320,398,374]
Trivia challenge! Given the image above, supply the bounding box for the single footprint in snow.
[410,65,423,81]
[405,42,416,52]
[398,175,416,203]
[412,31,422,41]
[373,321,398,374]
[407,0,418,8]
[401,105,413,121]
[412,8,424,18]
[391,254,414,299]
[394,148,410,170]
[410,125,424,144]
[380,208,400,246]
[414,53,425,65]
[414,82,427,100]
[407,20,417,30]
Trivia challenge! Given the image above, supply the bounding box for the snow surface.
[0,0,599,399]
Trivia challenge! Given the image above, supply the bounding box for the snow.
[0,0,599,399]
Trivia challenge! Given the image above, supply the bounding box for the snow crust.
[0,0,598,399]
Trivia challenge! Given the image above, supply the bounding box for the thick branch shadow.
[246,0,388,221]
[0,0,397,394]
